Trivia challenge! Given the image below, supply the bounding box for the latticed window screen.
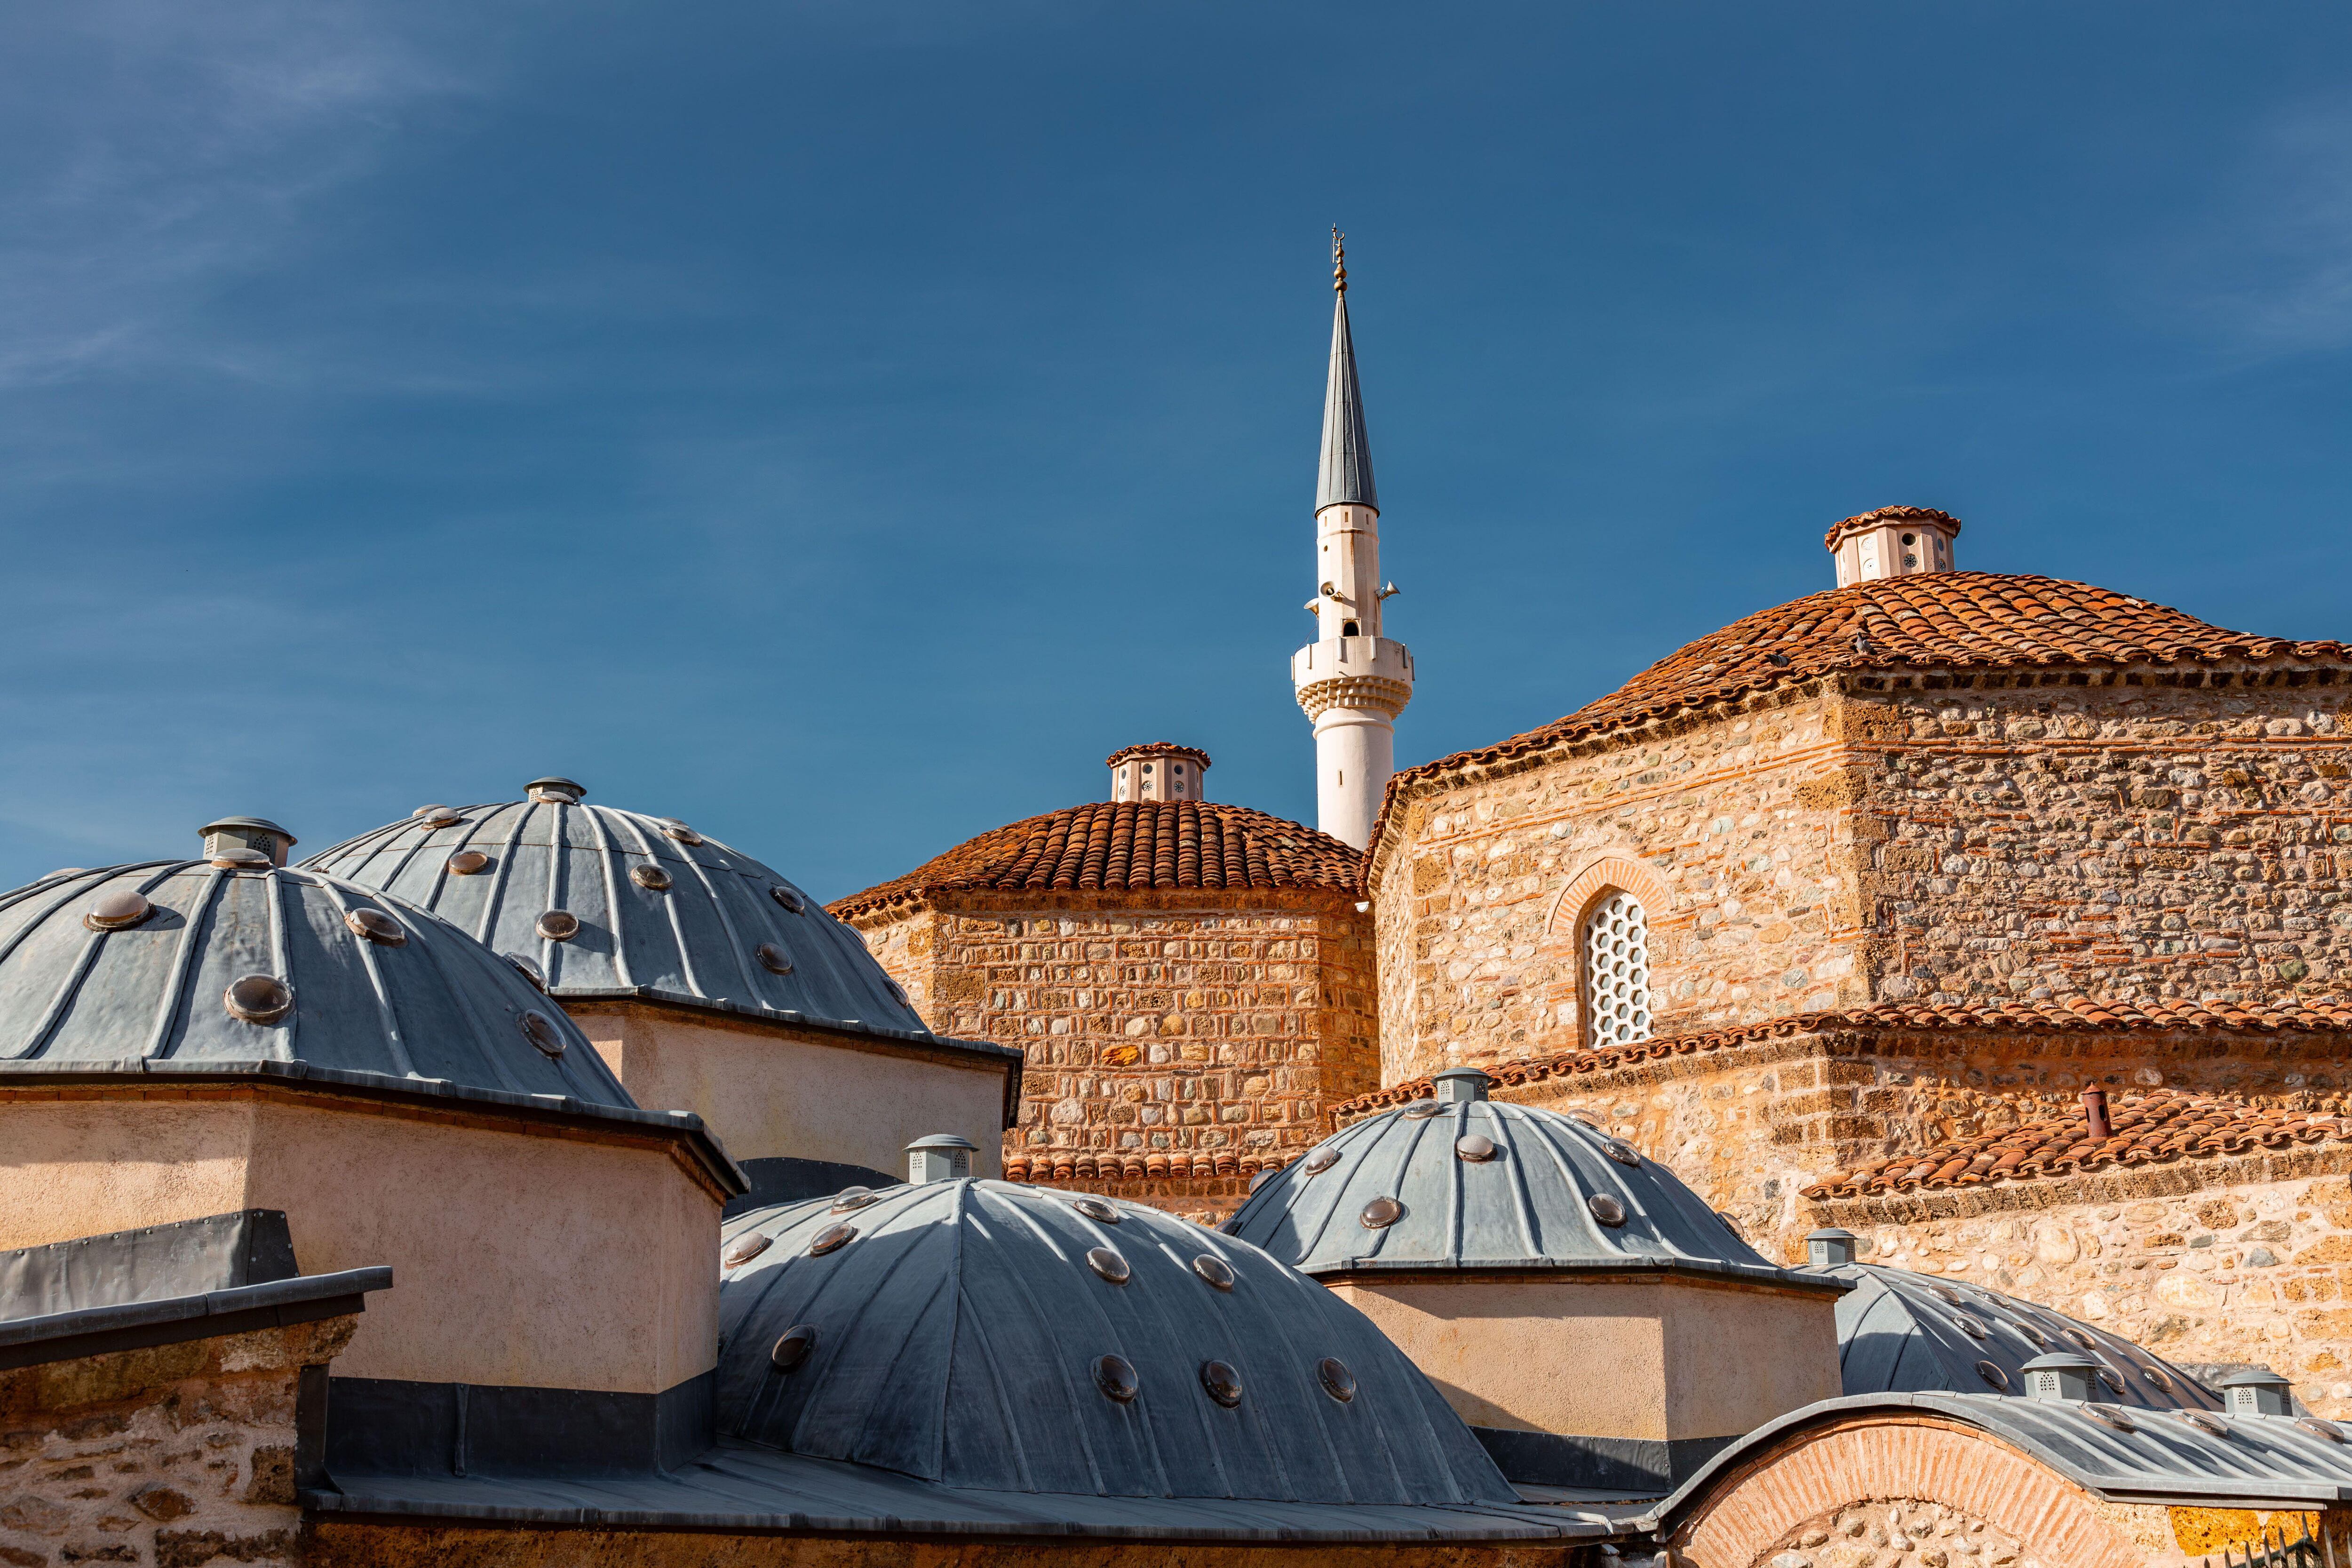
[1581,891,1652,1047]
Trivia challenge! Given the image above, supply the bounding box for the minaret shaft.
[1290,233,1412,852]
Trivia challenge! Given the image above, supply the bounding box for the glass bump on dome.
[224,975,294,1025]
[2175,1409,2227,1437]
[2082,1404,2137,1433]
[631,863,672,891]
[507,953,548,991]
[808,1224,856,1257]
[345,907,406,946]
[1070,1196,1120,1224]
[1302,1147,1340,1175]
[771,1325,817,1371]
[1454,1134,1497,1162]
[1976,1361,2009,1391]
[1587,1194,1626,1227]
[1085,1248,1131,1284]
[446,850,491,875]
[724,1234,772,1268]
[661,820,704,845]
[1954,1313,1988,1340]
[517,1010,567,1058]
[831,1187,880,1213]
[771,885,806,914]
[1360,1196,1404,1229]
[536,910,580,941]
[411,804,449,820]
[1191,1254,1235,1290]
[1249,1168,1277,1194]
[1093,1354,1138,1403]
[1399,1100,1441,1120]
[2301,1417,2345,1443]
[418,809,463,829]
[1605,1139,1642,1167]
[1317,1358,1356,1402]
[755,942,795,975]
[1199,1361,1243,1408]
[2065,1328,2098,1350]
[82,888,152,931]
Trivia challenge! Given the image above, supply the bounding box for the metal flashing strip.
[0,1058,748,1197]
[0,1267,390,1372]
[301,1437,1614,1543]
[1309,1255,1851,1295]
[1470,1427,1736,1493]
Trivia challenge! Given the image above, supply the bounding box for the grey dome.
[713,1179,1516,1505]
[1224,1084,1828,1290]
[1814,1260,2222,1410]
[304,787,927,1040]
[0,861,629,1106]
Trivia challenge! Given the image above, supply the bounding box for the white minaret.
[1290,231,1413,851]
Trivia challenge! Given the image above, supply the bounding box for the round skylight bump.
[2082,1403,2137,1433]
[346,907,406,946]
[1191,1254,1235,1291]
[517,1010,567,1058]
[723,1234,772,1268]
[1454,1134,1497,1163]
[2095,1364,2125,1393]
[1976,1361,2009,1391]
[418,810,464,830]
[447,850,492,876]
[43,868,88,881]
[411,804,450,820]
[1070,1196,1120,1224]
[1931,1284,1965,1305]
[223,975,293,1025]
[661,820,704,846]
[831,1186,880,1213]
[2064,1328,2098,1351]
[771,886,806,914]
[808,1224,857,1257]
[1302,1147,1340,1175]
[2142,1366,2174,1392]
[1588,1194,1627,1227]
[506,953,548,992]
[1248,1168,1276,1194]
[771,1325,817,1372]
[2299,1416,2345,1443]
[1317,1357,1356,1402]
[1605,1139,1642,1167]
[1199,1360,1243,1408]
[2019,1323,2051,1350]
[1954,1313,1989,1341]
[535,910,580,942]
[1093,1354,1138,1403]
[756,942,795,976]
[631,864,672,891]
[1360,1196,1404,1229]
[83,890,153,931]
[1399,1100,1442,1120]
[1085,1248,1130,1285]
[2175,1409,2227,1437]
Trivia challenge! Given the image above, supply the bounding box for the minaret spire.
[1290,232,1414,852]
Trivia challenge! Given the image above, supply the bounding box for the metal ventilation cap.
[1806,1227,1859,1267]
[524,776,586,804]
[2019,1352,2098,1402]
[1432,1067,1491,1105]
[199,817,296,868]
[2219,1367,2295,1416]
[906,1133,978,1184]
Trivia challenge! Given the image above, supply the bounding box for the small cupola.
[906,1133,977,1183]
[1432,1067,1490,1105]
[198,816,295,867]
[1806,1227,1859,1267]
[1826,506,1961,587]
[1107,743,1210,804]
[2219,1367,2295,1417]
[2021,1352,2098,1403]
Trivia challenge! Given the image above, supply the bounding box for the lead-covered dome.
[0,858,629,1106]
[305,779,928,1039]
[1225,1070,1828,1291]
[713,1178,1517,1504]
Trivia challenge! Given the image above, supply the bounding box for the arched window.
[1582,891,1652,1047]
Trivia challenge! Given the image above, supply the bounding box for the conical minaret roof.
[1315,235,1377,514]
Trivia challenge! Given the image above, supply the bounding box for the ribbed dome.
[0,861,628,1105]
[714,1178,1516,1505]
[1224,1076,1827,1290]
[1815,1259,2222,1410]
[304,784,927,1039]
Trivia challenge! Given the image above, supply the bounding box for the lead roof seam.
[538,802,565,986]
[937,1185,1040,1493]
[265,865,295,1064]
[1492,1106,1545,1259]
[412,891,540,1098]
[0,876,120,1050]
[1369,1113,1437,1265]
[1193,1234,1353,1503]
[1521,1116,1619,1262]
[312,881,417,1080]
[671,815,762,1008]
[142,866,225,1062]
[11,907,114,1064]
[924,1180,971,1483]
[579,807,639,992]
[477,804,532,951]
[963,1187,1112,1496]
[1443,1105,1467,1263]
[1287,1115,1377,1258]
[837,1247,958,1478]
[1117,1214,1243,1501]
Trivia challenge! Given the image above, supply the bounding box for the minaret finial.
[1332,226,1347,294]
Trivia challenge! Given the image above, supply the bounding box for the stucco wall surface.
[0,1315,351,1568]
[0,1092,718,1393]
[569,1003,1007,1177]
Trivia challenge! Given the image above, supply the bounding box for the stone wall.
[1807,1147,2352,1419]
[0,1316,351,1568]
[845,892,1377,1219]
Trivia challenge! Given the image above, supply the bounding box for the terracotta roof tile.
[1801,1089,2352,1200]
[1331,996,2352,1119]
[829,801,1362,920]
[1823,505,1963,552]
[1105,741,1211,769]
[1368,573,2352,873]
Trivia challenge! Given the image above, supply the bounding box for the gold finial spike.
[1332,226,1347,294]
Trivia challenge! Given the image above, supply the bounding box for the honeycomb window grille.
[1581,891,1652,1048]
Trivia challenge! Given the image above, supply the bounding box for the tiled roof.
[1802,1089,2352,1200]
[1823,504,1962,552]
[829,801,1363,920]
[1331,996,2352,1119]
[1368,573,2352,870]
[1104,741,1210,768]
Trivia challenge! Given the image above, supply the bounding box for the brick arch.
[1545,855,1685,939]
[1669,1415,2148,1568]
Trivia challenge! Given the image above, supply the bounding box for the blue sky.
[4,2,2351,898]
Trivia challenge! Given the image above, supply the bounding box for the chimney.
[199,817,295,868]
[2082,1087,2112,1142]
[2219,1367,2295,1417]
[1433,1067,1492,1106]
[906,1133,977,1183]
[1806,1227,1859,1268]
[2020,1352,2098,1403]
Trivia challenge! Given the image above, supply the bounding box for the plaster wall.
[1326,1274,1838,1443]
[568,1001,1007,1177]
[0,1092,718,1393]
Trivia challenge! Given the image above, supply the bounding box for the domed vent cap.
[1224,1095,1834,1291]
[300,781,924,1040]
[0,855,629,1107]
[713,1179,1518,1506]
[199,817,296,868]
